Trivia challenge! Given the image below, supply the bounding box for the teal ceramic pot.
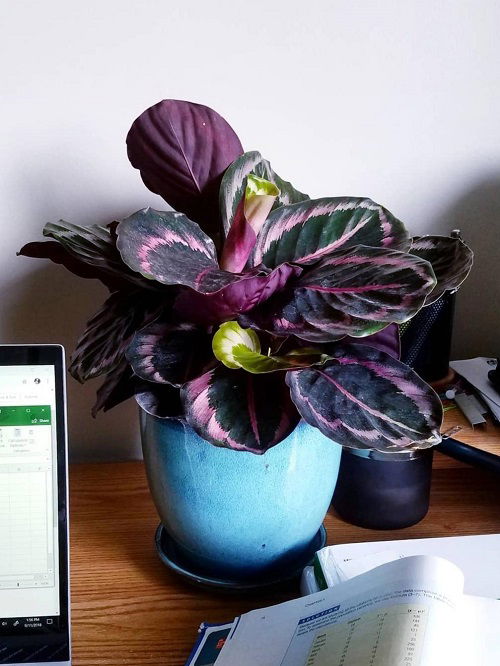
[140,411,342,579]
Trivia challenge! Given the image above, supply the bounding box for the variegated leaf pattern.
[127,321,213,386]
[252,197,410,269]
[69,290,161,382]
[173,263,302,325]
[181,366,299,453]
[410,235,473,305]
[286,343,442,452]
[220,151,309,236]
[42,220,155,289]
[243,245,436,342]
[116,208,238,293]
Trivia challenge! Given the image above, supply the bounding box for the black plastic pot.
[332,448,433,530]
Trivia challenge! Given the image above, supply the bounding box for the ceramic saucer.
[154,524,327,592]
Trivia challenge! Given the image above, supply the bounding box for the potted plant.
[19,99,473,584]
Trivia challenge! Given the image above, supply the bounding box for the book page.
[321,534,500,598]
[216,556,464,666]
[458,595,500,665]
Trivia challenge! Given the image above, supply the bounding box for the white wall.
[1,0,499,461]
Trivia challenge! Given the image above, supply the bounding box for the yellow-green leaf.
[212,321,330,373]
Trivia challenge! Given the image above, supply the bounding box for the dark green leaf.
[286,343,442,452]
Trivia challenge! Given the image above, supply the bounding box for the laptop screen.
[0,346,70,664]
[0,365,60,625]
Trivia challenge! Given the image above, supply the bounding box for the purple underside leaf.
[173,263,302,325]
[251,197,410,269]
[126,321,214,386]
[242,245,436,342]
[116,208,241,293]
[69,290,163,383]
[410,235,473,305]
[220,150,309,237]
[181,366,300,454]
[286,343,443,452]
[126,99,243,239]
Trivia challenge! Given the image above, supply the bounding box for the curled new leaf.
[410,235,473,305]
[212,321,331,373]
[220,151,309,237]
[286,343,442,452]
[181,366,299,453]
[220,174,279,273]
[127,99,243,238]
[252,197,410,269]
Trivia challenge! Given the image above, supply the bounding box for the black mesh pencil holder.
[400,291,456,383]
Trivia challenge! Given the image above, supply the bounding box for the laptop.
[0,345,70,665]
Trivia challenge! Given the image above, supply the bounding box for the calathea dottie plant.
[19,100,473,454]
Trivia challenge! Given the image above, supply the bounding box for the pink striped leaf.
[116,208,239,293]
[220,151,309,236]
[242,245,436,342]
[127,99,243,239]
[286,343,442,452]
[252,197,410,269]
[410,235,473,305]
[126,321,213,387]
[181,366,299,453]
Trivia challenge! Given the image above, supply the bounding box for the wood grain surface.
[69,413,500,665]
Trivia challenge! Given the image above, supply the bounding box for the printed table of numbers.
[305,604,428,666]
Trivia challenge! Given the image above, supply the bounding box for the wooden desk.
[69,411,500,665]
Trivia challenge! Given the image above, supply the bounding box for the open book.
[192,556,500,666]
